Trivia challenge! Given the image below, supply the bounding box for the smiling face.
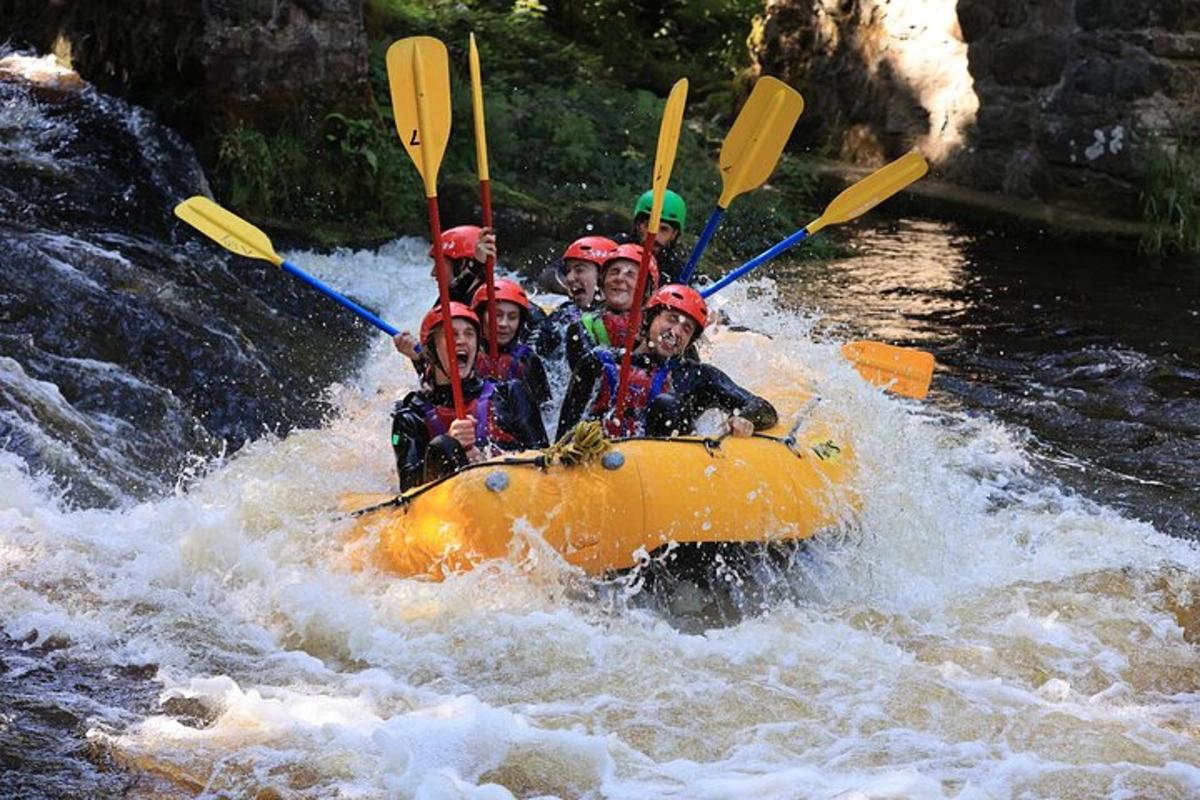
[561,259,599,309]
[602,258,640,312]
[430,318,478,383]
[478,300,523,347]
[644,308,697,358]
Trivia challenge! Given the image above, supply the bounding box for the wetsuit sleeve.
[686,364,778,431]
[555,351,605,440]
[447,262,485,305]
[564,321,589,369]
[524,351,553,407]
[526,303,550,329]
[391,397,432,491]
[495,381,549,449]
[529,310,563,358]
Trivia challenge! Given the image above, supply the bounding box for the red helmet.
[470,278,530,312]
[602,243,660,294]
[645,284,708,331]
[419,302,480,343]
[562,236,617,267]
[428,225,482,261]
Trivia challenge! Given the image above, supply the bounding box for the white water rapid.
[3,239,1198,799]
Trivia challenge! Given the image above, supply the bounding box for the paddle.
[700,150,930,299]
[468,33,499,360]
[387,36,464,418]
[174,196,400,336]
[678,76,804,284]
[842,340,934,400]
[613,78,688,423]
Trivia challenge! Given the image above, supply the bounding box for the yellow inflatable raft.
[349,390,856,580]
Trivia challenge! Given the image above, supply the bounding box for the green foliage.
[217,125,278,210]
[326,113,380,175]
[214,115,426,244]
[212,0,823,258]
[1141,127,1200,259]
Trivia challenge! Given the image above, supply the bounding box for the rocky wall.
[752,0,1200,219]
[1,0,370,136]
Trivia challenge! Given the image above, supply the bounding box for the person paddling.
[556,284,776,439]
[532,235,616,358]
[391,303,547,490]
[469,279,552,406]
[613,189,687,283]
[564,243,660,367]
[429,225,498,305]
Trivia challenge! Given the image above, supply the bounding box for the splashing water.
[2,240,1199,799]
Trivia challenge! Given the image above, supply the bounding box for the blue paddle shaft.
[680,207,725,284]
[281,260,400,336]
[699,227,810,299]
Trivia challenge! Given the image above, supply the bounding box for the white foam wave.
[2,239,1198,797]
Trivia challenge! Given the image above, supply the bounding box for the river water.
[3,55,1200,800]
[5,232,1200,798]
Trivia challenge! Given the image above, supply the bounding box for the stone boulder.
[752,0,1200,221]
[1,0,370,135]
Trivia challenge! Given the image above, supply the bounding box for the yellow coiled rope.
[541,420,610,467]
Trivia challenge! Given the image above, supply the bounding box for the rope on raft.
[539,420,610,467]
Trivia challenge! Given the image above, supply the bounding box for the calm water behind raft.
[3,225,1200,798]
[771,217,1200,541]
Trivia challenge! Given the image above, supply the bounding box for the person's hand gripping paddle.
[613,79,689,426]
[387,36,465,418]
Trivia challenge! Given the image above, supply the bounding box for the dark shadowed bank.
[0,56,372,508]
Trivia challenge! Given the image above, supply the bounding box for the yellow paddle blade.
[717,76,803,208]
[468,33,490,182]
[646,78,689,231]
[807,150,929,235]
[387,36,451,198]
[173,195,282,266]
[841,340,935,400]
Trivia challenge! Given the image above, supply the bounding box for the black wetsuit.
[391,376,548,490]
[529,299,588,360]
[446,260,485,305]
[555,348,777,440]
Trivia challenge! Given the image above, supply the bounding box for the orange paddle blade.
[841,340,935,400]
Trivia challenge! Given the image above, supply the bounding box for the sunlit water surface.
[3,234,1199,799]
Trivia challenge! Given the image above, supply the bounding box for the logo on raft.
[810,439,843,462]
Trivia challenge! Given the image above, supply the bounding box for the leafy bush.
[1141,126,1200,259]
[212,0,826,265]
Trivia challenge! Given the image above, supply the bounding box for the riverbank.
[812,160,1151,250]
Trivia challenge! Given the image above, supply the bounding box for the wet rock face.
[1,0,369,134]
[201,0,370,128]
[0,55,372,507]
[753,0,1200,220]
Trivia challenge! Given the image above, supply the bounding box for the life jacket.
[591,349,673,437]
[411,380,518,450]
[475,341,533,383]
[580,310,631,349]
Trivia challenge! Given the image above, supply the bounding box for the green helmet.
[633,188,687,232]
